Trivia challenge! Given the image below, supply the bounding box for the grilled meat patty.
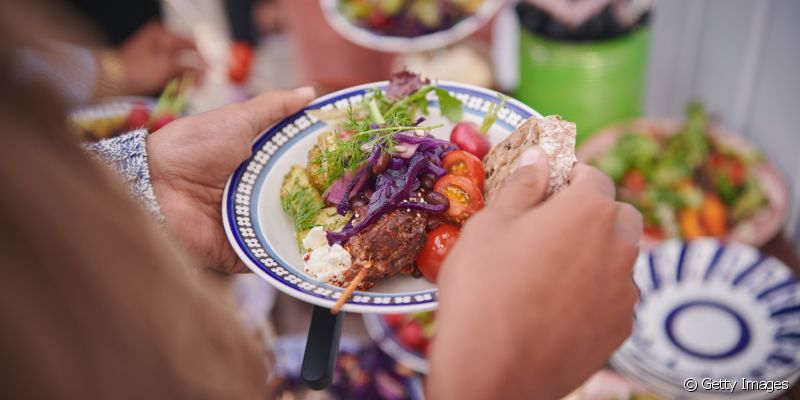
[339,207,428,290]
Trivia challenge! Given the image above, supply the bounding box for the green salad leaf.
[434,87,463,123]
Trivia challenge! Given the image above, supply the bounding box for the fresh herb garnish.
[385,84,462,123]
[314,107,443,186]
[281,181,325,232]
[310,77,458,188]
[434,87,463,123]
[480,94,507,134]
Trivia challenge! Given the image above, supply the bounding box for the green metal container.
[515,27,651,144]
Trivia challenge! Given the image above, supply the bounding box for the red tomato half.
[434,175,484,223]
[442,150,486,188]
[416,224,460,283]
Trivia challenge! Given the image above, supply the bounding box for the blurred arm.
[18,43,125,105]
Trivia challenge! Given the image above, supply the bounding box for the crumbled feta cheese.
[301,227,352,284]
[303,243,352,283]
[302,226,328,250]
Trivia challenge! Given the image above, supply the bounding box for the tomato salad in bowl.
[280,71,499,294]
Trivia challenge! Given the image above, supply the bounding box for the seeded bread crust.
[483,116,577,203]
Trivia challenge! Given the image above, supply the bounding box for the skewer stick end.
[331,268,368,314]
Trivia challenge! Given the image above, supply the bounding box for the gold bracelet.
[92,48,127,99]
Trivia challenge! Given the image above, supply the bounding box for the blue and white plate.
[222,81,539,314]
[612,239,800,399]
[363,313,431,374]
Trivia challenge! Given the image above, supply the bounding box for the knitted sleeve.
[83,130,166,223]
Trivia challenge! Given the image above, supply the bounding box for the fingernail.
[294,86,316,99]
[515,146,542,170]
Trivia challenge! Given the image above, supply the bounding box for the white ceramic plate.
[222,81,539,313]
[320,0,504,53]
[611,238,800,399]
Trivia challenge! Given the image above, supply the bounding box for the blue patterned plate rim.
[222,80,538,313]
[611,238,800,399]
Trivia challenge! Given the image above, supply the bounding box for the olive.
[372,151,391,175]
[425,216,443,231]
[350,197,367,209]
[424,191,449,209]
[420,173,436,190]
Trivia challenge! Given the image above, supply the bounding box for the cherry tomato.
[229,41,253,84]
[450,122,491,160]
[709,153,725,168]
[643,226,664,240]
[434,175,484,223]
[396,321,425,351]
[150,113,176,131]
[442,150,485,188]
[368,10,390,28]
[423,339,432,356]
[729,160,745,186]
[383,314,404,328]
[125,103,150,130]
[622,170,646,193]
[416,224,460,283]
[709,152,746,187]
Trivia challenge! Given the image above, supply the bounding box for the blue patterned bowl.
[222,81,539,314]
[612,238,800,399]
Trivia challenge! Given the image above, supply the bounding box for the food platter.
[363,312,433,373]
[611,239,800,399]
[69,96,156,140]
[577,118,788,247]
[222,80,539,314]
[320,0,504,53]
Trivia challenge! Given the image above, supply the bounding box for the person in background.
[0,4,640,400]
[21,20,199,105]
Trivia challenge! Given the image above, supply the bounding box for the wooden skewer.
[331,264,370,314]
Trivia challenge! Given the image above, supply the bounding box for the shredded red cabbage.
[389,157,405,170]
[424,161,447,178]
[395,133,452,148]
[395,142,420,159]
[327,151,429,244]
[325,167,369,214]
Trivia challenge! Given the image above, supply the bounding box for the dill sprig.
[310,82,456,188]
[281,182,324,232]
[313,105,442,187]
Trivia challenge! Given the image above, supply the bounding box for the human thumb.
[488,146,550,213]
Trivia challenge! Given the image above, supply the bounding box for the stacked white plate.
[612,239,800,399]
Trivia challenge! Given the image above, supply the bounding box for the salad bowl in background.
[69,96,156,141]
[222,81,539,314]
[363,312,434,373]
[320,0,504,53]
[577,116,789,248]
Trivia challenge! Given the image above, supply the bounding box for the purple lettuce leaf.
[385,70,429,101]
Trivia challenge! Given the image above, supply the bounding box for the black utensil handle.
[301,305,344,390]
